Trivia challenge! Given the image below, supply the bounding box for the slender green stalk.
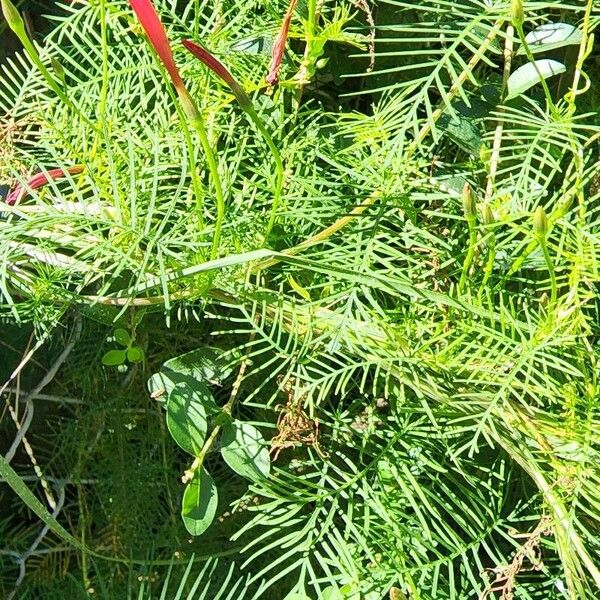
[484,23,513,202]
[459,184,478,294]
[514,24,555,110]
[182,40,284,243]
[534,207,557,308]
[243,104,284,241]
[98,0,109,122]
[2,0,96,130]
[566,0,594,113]
[459,222,477,294]
[189,114,225,259]
[172,96,206,229]
[479,204,496,293]
[540,242,557,307]
[193,0,200,37]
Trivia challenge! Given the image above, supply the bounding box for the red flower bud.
[6,166,84,205]
[182,39,251,110]
[129,0,185,92]
[266,0,298,86]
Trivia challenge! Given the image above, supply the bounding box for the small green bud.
[51,57,65,82]
[511,0,524,27]
[533,206,548,238]
[177,88,201,121]
[1,0,24,32]
[479,143,491,165]
[482,203,495,225]
[462,182,476,220]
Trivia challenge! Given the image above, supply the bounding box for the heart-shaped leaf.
[166,382,209,455]
[221,421,270,481]
[518,23,582,55]
[113,328,131,347]
[181,467,218,536]
[101,349,127,366]
[506,59,566,100]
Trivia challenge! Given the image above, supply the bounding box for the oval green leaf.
[181,467,218,536]
[147,371,218,411]
[322,587,344,600]
[113,328,131,347]
[126,346,144,363]
[166,382,208,455]
[506,59,566,100]
[101,349,126,366]
[519,23,582,55]
[221,421,270,481]
[163,347,240,386]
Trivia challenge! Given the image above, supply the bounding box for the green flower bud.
[178,88,201,121]
[511,0,524,28]
[462,182,476,220]
[533,206,547,238]
[51,57,65,82]
[1,0,24,32]
[479,143,491,165]
[482,203,495,225]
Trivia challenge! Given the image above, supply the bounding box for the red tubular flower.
[182,39,251,110]
[6,166,84,205]
[266,0,297,86]
[129,0,185,93]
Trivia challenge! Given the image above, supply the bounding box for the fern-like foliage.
[1,0,600,598]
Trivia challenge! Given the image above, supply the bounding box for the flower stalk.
[510,0,555,110]
[459,183,478,294]
[1,0,94,128]
[183,39,284,241]
[533,206,557,306]
[129,0,225,255]
[479,203,496,291]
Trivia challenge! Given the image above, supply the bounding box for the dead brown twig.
[270,377,327,460]
[480,515,552,600]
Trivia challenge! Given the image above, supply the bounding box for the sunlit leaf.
[221,421,270,481]
[181,467,218,536]
[519,22,582,55]
[506,59,566,100]
[166,382,209,455]
[126,346,145,363]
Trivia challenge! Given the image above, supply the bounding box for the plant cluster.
[1,0,600,598]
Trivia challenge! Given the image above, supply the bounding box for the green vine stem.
[181,334,254,484]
